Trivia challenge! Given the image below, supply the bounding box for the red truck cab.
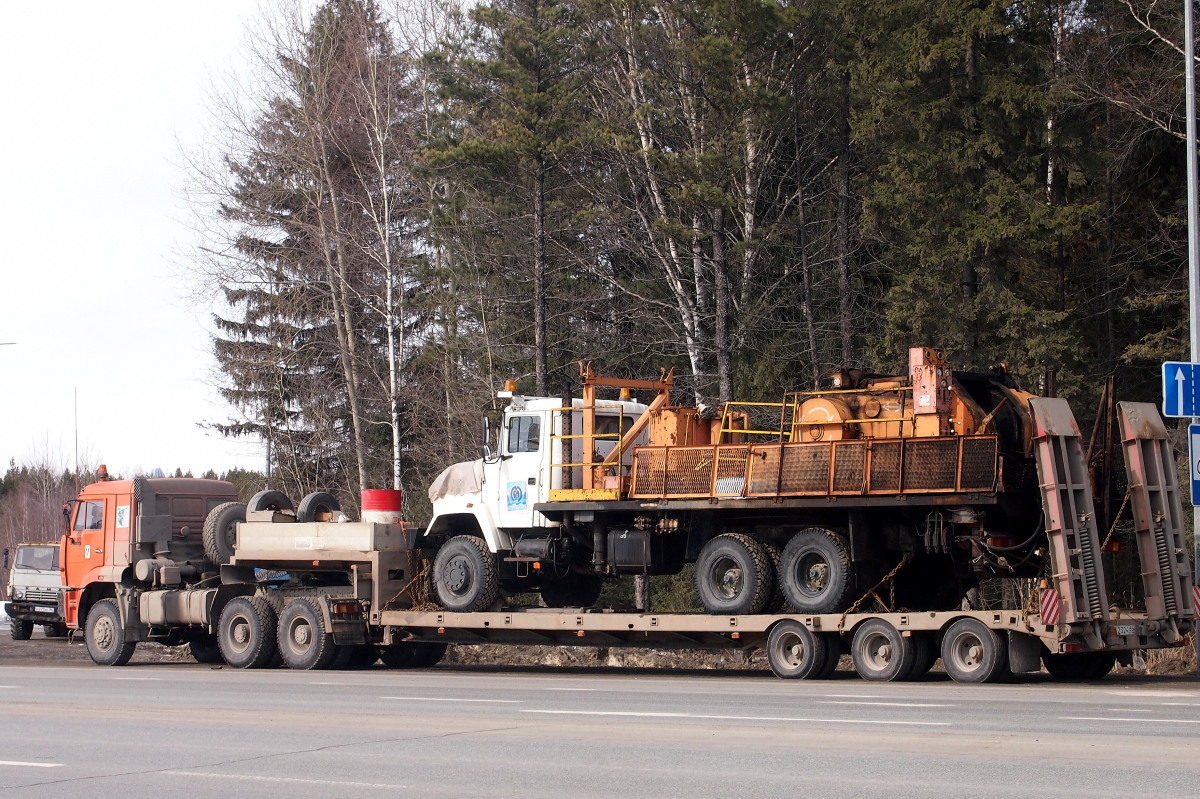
[60,471,238,631]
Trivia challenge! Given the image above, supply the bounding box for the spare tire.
[203,502,246,565]
[247,490,294,515]
[296,492,341,523]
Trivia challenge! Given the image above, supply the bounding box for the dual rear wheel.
[695,528,854,615]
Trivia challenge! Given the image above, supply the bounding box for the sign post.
[1163,362,1200,671]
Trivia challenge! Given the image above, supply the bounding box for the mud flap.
[1007,631,1042,673]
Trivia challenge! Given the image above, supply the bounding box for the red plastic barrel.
[361,489,403,511]
[361,489,403,525]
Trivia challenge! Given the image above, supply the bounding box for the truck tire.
[694,533,773,615]
[203,501,246,566]
[765,620,833,679]
[297,492,341,523]
[941,618,1008,684]
[779,528,855,614]
[1042,651,1115,681]
[85,598,136,666]
[431,535,500,612]
[247,490,295,514]
[10,618,32,641]
[760,541,788,613]
[539,574,604,608]
[43,623,68,638]
[850,619,917,682]
[277,599,336,670]
[904,633,938,680]
[218,596,278,669]
[189,635,225,665]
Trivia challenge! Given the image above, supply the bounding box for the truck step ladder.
[1117,402,1197,642]
[1029,398,1109,648]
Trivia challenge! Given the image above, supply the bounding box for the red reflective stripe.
[1040,588,1061,626]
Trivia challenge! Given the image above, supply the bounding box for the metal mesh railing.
[630,435,998,499]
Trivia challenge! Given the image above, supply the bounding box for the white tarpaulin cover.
[428,460,485,501]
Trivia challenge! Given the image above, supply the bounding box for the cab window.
[507,416,540,453]
[74,500,105,531]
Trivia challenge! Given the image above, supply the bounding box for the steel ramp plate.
[1118,402,1196,636]
[1028,398,1109,646]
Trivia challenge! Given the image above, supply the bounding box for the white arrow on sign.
[1178,367,1187,417]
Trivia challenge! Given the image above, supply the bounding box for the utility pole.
[1184,0,1200,672]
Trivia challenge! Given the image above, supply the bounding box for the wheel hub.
[444,556,471,594]
[292,623,311,647]
[233,621,250,645]
[713,557,744,599]
[94,617,114,650]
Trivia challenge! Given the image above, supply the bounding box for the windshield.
[14,545,59,571]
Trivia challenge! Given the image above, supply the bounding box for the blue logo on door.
[507,482,527,510]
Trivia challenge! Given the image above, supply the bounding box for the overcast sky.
[0,3,271,478]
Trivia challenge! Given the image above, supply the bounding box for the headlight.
[12,587,24,600]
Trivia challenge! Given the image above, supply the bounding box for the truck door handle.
[527,478,536,485]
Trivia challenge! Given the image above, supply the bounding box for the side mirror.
[480,415,493,461]
[2,549,9,570]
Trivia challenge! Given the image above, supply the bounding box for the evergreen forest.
[186,0,1198,515]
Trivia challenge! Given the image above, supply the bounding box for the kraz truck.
[60,349,1197,682]
[4,542,68,639]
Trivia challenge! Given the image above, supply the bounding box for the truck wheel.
[189,635,225,665]
[277,599,336,670]
[941,618,1008,683]
[432,535,500,612]
[203,501,246,566]
[904,633,938,680]
[850,619,917,681]
[247,490,295,514]
[43,623,68,638]
[780,528,854,614]
[765,620,833,679]
[1042,651,1115,681]
[85,598,136,666]
[218,596,278,669]
[297,492,341,523]
[694,533,773,615]
[539,574,604,608]
[760,541,788,613]
[10,618,32,641]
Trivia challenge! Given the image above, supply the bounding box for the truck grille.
[23,589,59,604]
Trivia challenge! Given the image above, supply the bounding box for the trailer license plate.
[1115,624,1136,636]
[35,606,55,614]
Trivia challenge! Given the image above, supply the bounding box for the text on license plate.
[1115,624,1136,636]
[34,606,55,614]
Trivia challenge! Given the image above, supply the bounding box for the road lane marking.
[112,677,161,681]
[1062,716,1200,724]
[381,696,522,704]
[546,688,598,692]
[820,701,951,708]
[824,694,886,699]
[522,710,949,726]
[1106,708,1152,712]
[0,761,63,768]
[1161,702,1200,707]
[165,770,405,789]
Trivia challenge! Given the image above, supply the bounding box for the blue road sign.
[1162,362,1200,418]
[1190,425,1200,506]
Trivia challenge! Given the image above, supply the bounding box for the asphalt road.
[2,655,1199,799]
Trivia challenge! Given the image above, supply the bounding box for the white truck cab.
[424,389,650,610]
[4,542,68,640]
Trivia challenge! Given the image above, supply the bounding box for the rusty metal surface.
[1118,401,1196,635]
[1029,398,1109,645]
[629,436,998,500]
